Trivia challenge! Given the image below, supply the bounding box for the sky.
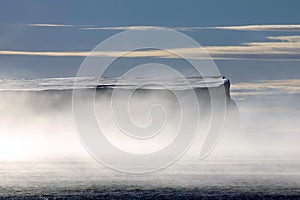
[1,0,300,83]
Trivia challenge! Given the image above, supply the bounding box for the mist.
[0,91,84,160]
[0,80,298,163]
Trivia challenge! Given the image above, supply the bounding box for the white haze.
[0,78,299,162]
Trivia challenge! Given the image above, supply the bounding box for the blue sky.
[1,0,300,82]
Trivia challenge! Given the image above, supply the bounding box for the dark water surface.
[0,156,299,199]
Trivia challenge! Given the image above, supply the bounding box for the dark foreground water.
[0,156,299,199]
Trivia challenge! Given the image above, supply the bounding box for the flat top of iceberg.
[0,76,227,91]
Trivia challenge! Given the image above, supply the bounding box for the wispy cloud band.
[213,24,300,31]
[28,23,77,27]
[8,24,300,60]
[27,24,300,32]
[267,35,300,42]
[2,37,300,60]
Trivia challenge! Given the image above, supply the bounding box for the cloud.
[205,40,300,56]
[267,35,300,42]
[27,24,95,28]
[27,24,169,30]
[213,24,300,31]
[0,50,182,58]
[204,35,300,59]
[77,24,300,32]
[26,24,197,30]
[28,24,77,27]
[1,40,300,60]
[231,79,300,97]
[82,26,168,31]
[28,24,300,32]
[239,107,300,114]
[0,50,91,57]
[3,31,300,60]
[27,24,205,31]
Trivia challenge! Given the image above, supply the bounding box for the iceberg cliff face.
[0,76,239,159]
[0,76,236,114]
[0,76,227,91]
[0,76,237,121]
[0,76,238,132]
